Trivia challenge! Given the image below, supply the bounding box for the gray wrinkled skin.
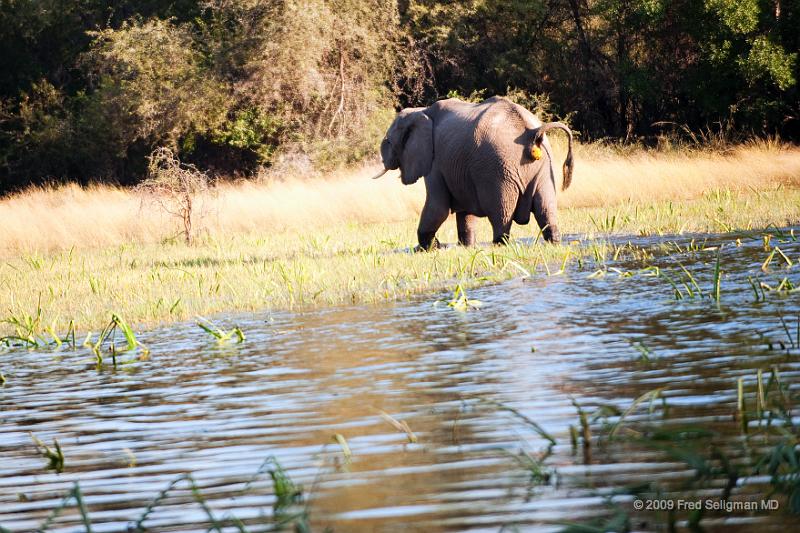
[380,96,574,249]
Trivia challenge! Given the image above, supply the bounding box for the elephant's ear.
[399,111,433,185]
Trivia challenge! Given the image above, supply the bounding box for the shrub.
[136,147,212,245]
[82,18,229,153]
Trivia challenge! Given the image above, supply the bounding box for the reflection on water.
[1,229,799,532]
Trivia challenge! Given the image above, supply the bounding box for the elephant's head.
[375,108,433,185]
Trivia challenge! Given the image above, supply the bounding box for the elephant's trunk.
[534,122,574,191]
[370,168,389,180]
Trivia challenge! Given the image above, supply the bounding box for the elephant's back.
[469,99,545,216]
[470,99,541,173]
[430,96,544,217]
[475,97,541,139]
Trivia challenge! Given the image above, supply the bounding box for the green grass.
[484,362,800,531]
[30,433,65,474]
[1,188,800,338]
[560,367,800,530]
[8,456,310,533]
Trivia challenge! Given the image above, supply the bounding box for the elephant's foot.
[415,233,440,252]
[458,235,476,247]
[414,239,440,252]
[490,219,513,245]
[492,233,511,245]
[542,226,561,243]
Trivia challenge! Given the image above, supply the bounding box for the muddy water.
[1,230,799,532]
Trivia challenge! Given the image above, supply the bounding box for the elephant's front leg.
[416,203,448,250]
[490,219,514,245]
[456,212,478,246]
[416,174,450,251]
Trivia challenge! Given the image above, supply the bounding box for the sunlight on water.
[1,229,799,532]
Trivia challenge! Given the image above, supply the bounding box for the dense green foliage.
[1,0,798,191]
[406,0,799,139]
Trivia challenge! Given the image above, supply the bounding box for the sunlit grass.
[2,143,800,255]
[1,187,800,337]
[0,220,579,336]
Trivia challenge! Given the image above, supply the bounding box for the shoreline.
[2,185,800,339]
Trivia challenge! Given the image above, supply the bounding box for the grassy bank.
[2,142,799,254]
[2,143,800,337]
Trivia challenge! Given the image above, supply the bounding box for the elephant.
[373,96,574,249]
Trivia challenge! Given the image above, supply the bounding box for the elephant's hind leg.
[476,178,516,245]
[456,212,478,246]
[486,190,516,245]
[532,187,560,243]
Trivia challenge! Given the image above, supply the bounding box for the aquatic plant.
[712,245,723,303]
[756,439,800,513]
[197,317,246,343]
[89,313,149,365]
[332,433,353,464]
[0,304,79,352]
[480,398,556,449]
[552,369,800,530]
[762,245,794,271]
[570,398,592,465]
[245,456,310,532]
[630,341,652,364]
[133,474,223,532]
[502,447,552,485]
[20,456,311,533]
[35,483,92,533]
[377,410,418,443]
[439,283,483,311]
[30,433,64,474]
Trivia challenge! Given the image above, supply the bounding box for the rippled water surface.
[2,230,799,532]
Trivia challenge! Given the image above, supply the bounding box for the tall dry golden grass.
[2,143,799,255]
[561,142,800,207]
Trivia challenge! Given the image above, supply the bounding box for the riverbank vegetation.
[2,0,800,336]
[3,141,799,254]
[2,143,800,337]
[1,1,799,192]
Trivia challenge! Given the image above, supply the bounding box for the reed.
[439,283,483,311]
[26,456,310,533]
[30,433,64,474]
[332,433,353,464]
[377,410,418,443]
[1,173,799,337]
[197,317,246,343]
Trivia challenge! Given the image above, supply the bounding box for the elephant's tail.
[534,122,574,191]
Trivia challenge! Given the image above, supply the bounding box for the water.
[2,230,799,532]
